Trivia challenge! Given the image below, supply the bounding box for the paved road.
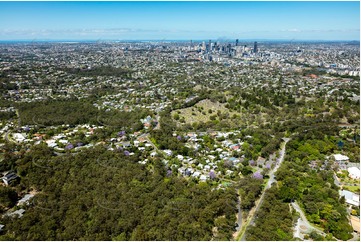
[236,194,242,231]
[239,138,290,241]
[291,201,326,236]
[4,131,14,143]
[153,115,161,130]
[293,218,302,239]
[333,173,341,187]
[266,137,290,189]
[139,133,165,155]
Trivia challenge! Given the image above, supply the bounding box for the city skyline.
[0,1,360,41]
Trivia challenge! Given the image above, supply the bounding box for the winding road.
[291,201,326,237]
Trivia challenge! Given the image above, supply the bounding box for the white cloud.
[0,27,358,40]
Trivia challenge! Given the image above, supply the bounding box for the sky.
[0,1,359,41]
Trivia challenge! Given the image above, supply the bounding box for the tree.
[0,186,18,211]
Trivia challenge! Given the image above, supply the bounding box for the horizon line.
[0,39,360,42]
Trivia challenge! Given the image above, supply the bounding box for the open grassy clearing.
[171,99,240,124]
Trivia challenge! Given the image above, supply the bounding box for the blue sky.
[0,1,359,40]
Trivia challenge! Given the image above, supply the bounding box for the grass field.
[171,99,239,124]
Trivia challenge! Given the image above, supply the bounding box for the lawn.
[343,185,360,194]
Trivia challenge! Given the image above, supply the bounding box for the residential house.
[192,171,201,178]
[334,154,349,162]
[13,133,25,143]
[200,175,208,182]
[121,141,131,149]
[163,149,173,156]
[1,171,19,186]
[17,194,34,206]
[6,209,25,218]
[177,155,184,161]
[339,190,360,207]
[257,157,266,167]
[348,167,360,180]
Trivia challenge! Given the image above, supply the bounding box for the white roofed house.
[333,154,349,162]
[177,155,184,161]
[13,133,26,143]
[339,190,360,207]
[347,167,360,180]
[7,209,26,218]
[192,171,201,178]
[163,149,173,156]
[333,154,350,170]
[17,194,34,206]
[199,174,208,182]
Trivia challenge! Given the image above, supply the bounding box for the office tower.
[254,41,258,53]
[236,39,239,46]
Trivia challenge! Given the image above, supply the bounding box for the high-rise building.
[253,41,258,53]
[227,44,232,54]
[236,39,239,46]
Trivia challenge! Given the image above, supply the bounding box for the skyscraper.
[253,41,258,53]
[236,39,239,46]
[227,44,231,54]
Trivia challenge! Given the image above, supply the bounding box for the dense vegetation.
[0,57,359,241]
[275,135,354,240]
[0,145,238,240]
[151,111,191,155]
[15,99,150,132]
[246,186,295,241]
[16,99,99,126]
[61,66,133,78]
[237,177,263,210]
[0,186,18,213]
